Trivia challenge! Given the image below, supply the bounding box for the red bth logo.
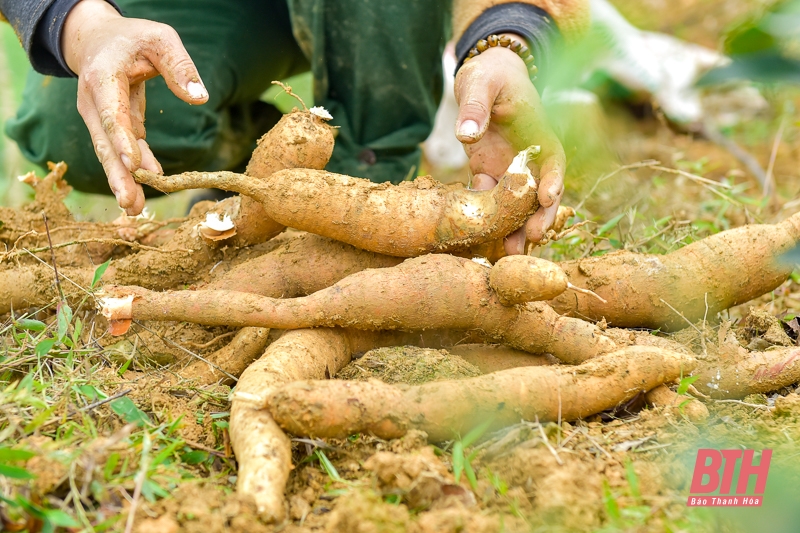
[687,449,772,507]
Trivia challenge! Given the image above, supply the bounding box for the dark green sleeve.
[0,0,120,76]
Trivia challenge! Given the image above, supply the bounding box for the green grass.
[1,284,236,531]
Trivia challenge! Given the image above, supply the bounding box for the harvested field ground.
[4,1,800,532]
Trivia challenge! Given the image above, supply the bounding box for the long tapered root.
[267,346,696,442]
[135,147,541,257]
[102,254,617,363]
[550,212,800,331]
[230,327,492,521]
[695,347,800,399]
[181,327,271,385]
[231,328,354,522]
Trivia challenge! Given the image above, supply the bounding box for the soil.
[337,346,482,384]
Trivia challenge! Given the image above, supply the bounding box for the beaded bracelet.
[463,34,538,78]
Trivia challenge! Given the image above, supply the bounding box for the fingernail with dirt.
[458,120,480,139]
[187,81,208,100]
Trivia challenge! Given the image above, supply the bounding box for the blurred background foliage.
[700,0,800,84]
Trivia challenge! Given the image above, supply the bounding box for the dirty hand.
[62,0,208,215]
[455,35,565,255]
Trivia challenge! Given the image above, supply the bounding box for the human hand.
[454,36,565,255]
[62,0,208,215]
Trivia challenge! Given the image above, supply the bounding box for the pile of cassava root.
[4,91,800,522]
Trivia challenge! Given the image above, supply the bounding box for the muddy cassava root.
[267,346,696,442]
[550,212,800,331]
[134,147,541,257]
[232,108,335,247]
[0,232,397,315]
[103,254,617,363]
[230,327,500,521]
[695,346,800,399]
[645,384,709,422]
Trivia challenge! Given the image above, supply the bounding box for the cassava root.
[267,346,696,442]
[230,327,501,521]
[550,212,800,331]
[134,147,541,257]
[695,346,800,399]
[103,254,617,363]
[232,107,334,247]
[645,384,709,422]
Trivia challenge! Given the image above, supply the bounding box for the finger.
[130,81,146,139]
[539,159,564,209]
[471,173,497,191]
[83,71,142,170]
[535,138,566,208]
[465,131,517,179]
[79,90,145,214]
[504,227,526,256]
[454,64,499,144]
[525,202,561,245]
[137,139,163,174]
[142,25,209,105]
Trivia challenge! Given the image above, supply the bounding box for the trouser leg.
[288,0,450,183]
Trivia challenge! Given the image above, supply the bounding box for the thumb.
[455,69,496,144]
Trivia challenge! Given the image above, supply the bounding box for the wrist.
[464,34,538,79]
[62,0,121,73]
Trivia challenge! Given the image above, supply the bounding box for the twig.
[124,432,152,533]
[183,331,237,349]
[37,388,134,430]
[134,321,238,382]
[632,442,673,453]
[584,430,614,460]
[22,249,93,297]
[77,389,132,413]
[764,114,787,198]
[644,164,732,189]
[557,385,562,448]
[559,427,580,448]
[183,438,226,457]
[630,219,690,249]
[1,237,186,260]
[535,418,563,465]
[688,385,710,400]
[713,399,770,409]
[700,121,767,192]
[658,298,703,334]
[567,282,607,304]
[271,81,308,111]
[42,213,65,302]
[576,161,658,211]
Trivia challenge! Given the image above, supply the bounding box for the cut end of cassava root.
[197,212,236,242]
[98,295,134,336]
